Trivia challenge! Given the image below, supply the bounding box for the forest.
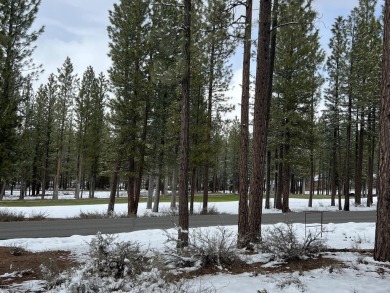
[0,0,383,222]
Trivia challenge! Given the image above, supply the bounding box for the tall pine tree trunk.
[374,0,390,261]
[237,0,253,247]
[178,0,191,248]
[248,0,272,244]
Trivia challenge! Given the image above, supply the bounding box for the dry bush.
[260,223,326,261]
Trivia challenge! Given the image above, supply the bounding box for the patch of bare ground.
[167,255,345,282]
[0,246,79,289]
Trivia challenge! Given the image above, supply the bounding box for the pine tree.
[201,0,235,214]
[247,0,272,243]
[271,0,324,213]
[108,0,151,215]
[237,0,253,248]
[324,16,350,208]
[374,0,390,262]
[53,57,78,199]
[348,0,381,206]
[0,0,43,194]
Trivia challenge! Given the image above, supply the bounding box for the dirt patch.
[0,246,79,289]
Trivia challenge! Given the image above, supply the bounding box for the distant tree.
[108,0,151,216]
[53,57,78,200]
[374,0,390,262]
[324,16,350,208]
[0,0,43,195]
[349,0,381,206]
[37,75,58,199]
[271,0,324,213]
[201,0,235,214]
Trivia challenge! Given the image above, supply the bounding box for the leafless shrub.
[260,223,326,261]
[9,243,27,256]
[164,227,240,269]
[276,273,306,292]
[29,210,48,220]
[0,209,25,222]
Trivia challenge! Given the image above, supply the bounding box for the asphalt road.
[0,210,376,240]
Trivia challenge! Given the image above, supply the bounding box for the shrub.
[164,227,240,269]
[0,209,25,222]
[88,232,146,279]
[29,210,48,220]
[260,223,326,261]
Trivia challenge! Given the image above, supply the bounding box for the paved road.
[0,211,376,240]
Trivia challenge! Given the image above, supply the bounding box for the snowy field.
[1,193,389,292]
[0,190,378,218]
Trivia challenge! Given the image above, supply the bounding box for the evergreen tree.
[271,0,324,213]
[374,0,390,262]
[0,0,43,194]
[53,57,78,199]
[247,0,272,243]
[324,16,350,208]
[237,0,253,248]
[201,0,235,214]
[348,0,381,206]
[108,0,151,215]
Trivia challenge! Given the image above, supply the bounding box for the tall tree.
[201,0,235,214]
[271,0,324,213]
[349,0,381,206]
[0,0,43,194]
[324,16,349,208]
[237,0,253,248]
[374,0,390,262]
[53,57,77,199]
[108,0,151,216]
[178,0,191,248]
[247,0,272,244]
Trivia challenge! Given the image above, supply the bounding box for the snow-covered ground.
[0,190,377,218]
[0,193,388,293]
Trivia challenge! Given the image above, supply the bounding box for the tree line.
[1,0,390,258]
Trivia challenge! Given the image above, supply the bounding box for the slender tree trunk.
[308,147,314,207]
[171,167,177,209]
[367,108,375,207]
[374,0,390,261]
[0,181,5,200]
[75,153,83,200]
[108,159,121,216]
[147,174,154,209]
[344,85,353,211]
[237,0,252,247]
[276,146,283,209]
[265,150,271,209]
[354,110,364,205]
[178,0,191,248]
[248,0,272,244]
[127,157,137,216]
[190,167,196,215]
[152,175,161,213]
[53,151,62,200]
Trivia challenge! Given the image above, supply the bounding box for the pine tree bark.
[248,0,272,244]
[374,0,390,262]
[178,0,191,248]
[237,0,253,248]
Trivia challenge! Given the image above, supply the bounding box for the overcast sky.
[31,0,381,117]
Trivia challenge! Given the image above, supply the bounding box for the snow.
[0,193,389,292]
[0,190,377,218]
